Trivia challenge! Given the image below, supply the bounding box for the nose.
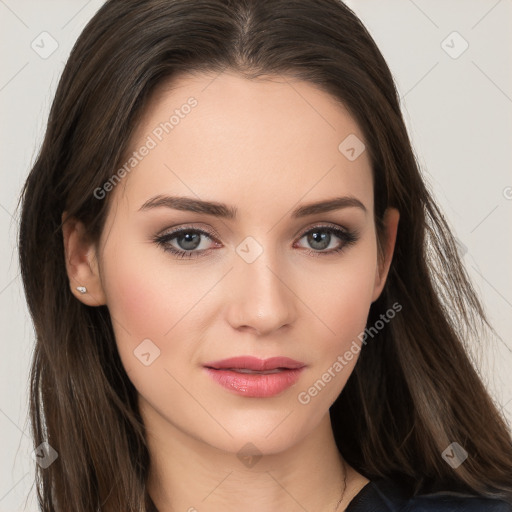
[225,248,297,336]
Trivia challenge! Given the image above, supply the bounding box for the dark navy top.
[148,478,512,511]
[345,478,512,511]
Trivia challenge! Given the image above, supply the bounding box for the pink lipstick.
[203,356,305,398]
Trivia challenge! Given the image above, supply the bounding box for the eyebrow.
[138,194,367,218]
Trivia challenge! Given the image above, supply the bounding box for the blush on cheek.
[102,256,171,369]
[320,272,375,336]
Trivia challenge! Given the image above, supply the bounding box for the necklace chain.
[332,458,348,512]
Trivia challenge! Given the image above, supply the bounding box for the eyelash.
[153,224,359,259]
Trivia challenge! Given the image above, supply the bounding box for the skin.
[62,71,399,512]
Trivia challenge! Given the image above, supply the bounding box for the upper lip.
[203,356,305,371]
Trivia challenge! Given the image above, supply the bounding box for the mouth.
[203,356,306,398]
[216,368,288,374]
[203,356,305,371]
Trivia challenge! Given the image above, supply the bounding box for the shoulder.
[346,478,512,512]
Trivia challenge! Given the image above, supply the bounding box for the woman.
[17,0,512,511]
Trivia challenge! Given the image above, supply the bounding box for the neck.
[144,408,368,512]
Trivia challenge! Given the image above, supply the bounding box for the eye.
[153,227,219,259]
[294,224,359,256]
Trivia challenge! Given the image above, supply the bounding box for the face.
[66,71,398,456]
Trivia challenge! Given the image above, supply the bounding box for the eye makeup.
[152,222,360,260]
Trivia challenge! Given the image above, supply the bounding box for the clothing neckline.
[344,480,373,509]
[344,478,411,511]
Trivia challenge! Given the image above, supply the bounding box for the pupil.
[308,231,330,250]
[179,232,201,250]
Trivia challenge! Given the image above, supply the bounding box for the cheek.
[100,239,220,383]
[100,242,186,376]
[292,249,377,417]
[304,242,378,350]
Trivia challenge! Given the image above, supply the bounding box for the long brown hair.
[17,0,512,510]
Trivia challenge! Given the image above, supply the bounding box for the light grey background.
[1,1,511,510]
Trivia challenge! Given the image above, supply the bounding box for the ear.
[371,207,399,303]
[61,212,106,306]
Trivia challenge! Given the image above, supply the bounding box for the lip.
[203,356,306,398]
[204,356,305,371]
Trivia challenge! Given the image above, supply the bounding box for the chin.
[197,409,318,458]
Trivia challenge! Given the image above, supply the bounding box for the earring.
[76,286,87,294]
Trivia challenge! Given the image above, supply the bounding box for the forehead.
[112,71,373,219]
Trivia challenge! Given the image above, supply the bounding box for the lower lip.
[203,367,305,398]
